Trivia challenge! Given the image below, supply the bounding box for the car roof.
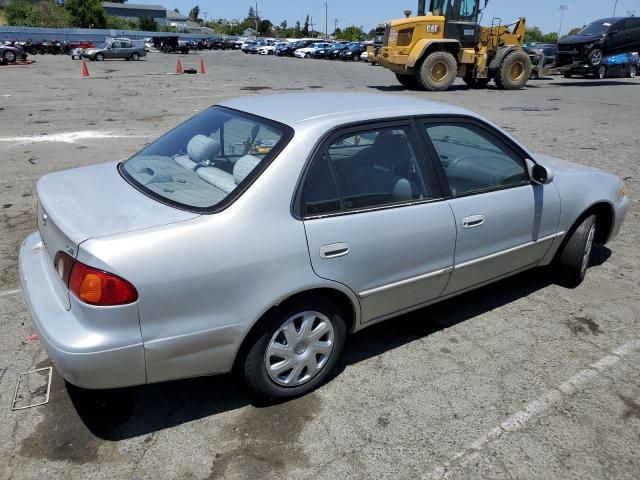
[219,92,477,128]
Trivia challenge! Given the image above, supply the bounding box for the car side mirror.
[526,159,554,185]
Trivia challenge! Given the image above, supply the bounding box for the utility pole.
[202,11,208,23]
[334,18,338,37]
[613,0,618,16]
[255,2,259,36]
[558,4,568,38]
[324,2,329,40]
[310,16,315,38]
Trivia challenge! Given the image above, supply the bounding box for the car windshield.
[348,44,360,50]
[121,107,290,210]
[96,43,108,49]
[579,21,613,36]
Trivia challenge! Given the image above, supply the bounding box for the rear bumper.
[19,232,146,389]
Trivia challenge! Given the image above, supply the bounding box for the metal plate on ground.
[11,367,52,411]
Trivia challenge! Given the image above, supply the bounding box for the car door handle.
[462,215,485,229]
[320,243,350,259]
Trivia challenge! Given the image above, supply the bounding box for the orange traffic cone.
[199,59,206,74]
[81,60,90,78]
[176,59,183,74]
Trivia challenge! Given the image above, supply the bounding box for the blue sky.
[139,0,640,34]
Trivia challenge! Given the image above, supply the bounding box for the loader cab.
[430,0,481,48]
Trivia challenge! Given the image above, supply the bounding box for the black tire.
[95,53,104,61]
[495,50,532,90]
[463,75,491,89]
[587,48,603,67]
[242,295,347,399]
[556,214,597,288]
[305,52,311,58]
[354,54,360,61]
[4,50,17,63]
[131,52,140,61]
[395,73,422,90]
[628,65,637,79]
[417,51,458,91]
[594,66,607,79]
[563,71,572,78]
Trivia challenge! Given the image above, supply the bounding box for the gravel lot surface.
[0,51,638,480]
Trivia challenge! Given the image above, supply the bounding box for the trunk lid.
[37,161,199,308]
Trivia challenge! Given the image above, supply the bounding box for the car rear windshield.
[120,106,291,211]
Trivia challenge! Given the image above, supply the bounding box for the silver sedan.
[19,93,628,398]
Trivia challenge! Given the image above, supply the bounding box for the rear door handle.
[320,243,350,259]
[462,215,485,229]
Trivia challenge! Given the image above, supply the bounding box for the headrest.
[187,135,220,164]
[233,155,261,185]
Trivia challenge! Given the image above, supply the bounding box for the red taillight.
[54,252,138,306]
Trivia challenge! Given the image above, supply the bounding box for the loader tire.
[417,51,458,91]
[495,50,531,90]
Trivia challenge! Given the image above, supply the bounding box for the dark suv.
[557,17,640,67]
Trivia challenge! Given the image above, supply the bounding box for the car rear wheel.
[4,50,17,63]
[131,52,140,61]
[242,296,346,399]
[417,51,458,91]
[556,214,597,288]
[95,53,104,61]
[563,71,572,78]
[495,50,532,90]
[587,49,603,67]
[628,65,637,78]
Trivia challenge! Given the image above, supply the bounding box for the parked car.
[326,42,349,59]
[81,40,146,61]
[339,43,366,61]
[222,37,239,49]
[0,43,28,64]
[242,41,258,53]
[524,43,557,78]
[258,42,285,55]
[276,40,313,56]
[295,42,333,58]
[563,51,639,79]
[20,93,628,399]
[557,17,640,67]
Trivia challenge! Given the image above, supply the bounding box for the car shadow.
[557,80,639,87]
[67,246,611,441]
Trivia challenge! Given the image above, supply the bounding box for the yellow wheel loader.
[373,0,532,91]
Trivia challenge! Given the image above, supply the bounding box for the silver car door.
[300,122,456,323]
[420,119,561,295]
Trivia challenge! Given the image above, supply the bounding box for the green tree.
[247,6,255,20]
[6,1,71,28]
[524,26,544,43]
[106,14,136,30]
[567,27,582,36]
[337,25,364,41]
[65,0,106,28]
[541,32,558,44]
[303,15,310,35]
[189,5,200,22]
[280,20,287,30]
[174,8,180,14]
[294,20,301,37]
[138,16,157,31]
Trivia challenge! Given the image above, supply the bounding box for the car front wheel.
[628,65,637,78]
[242,296,346,399]
[95,53,104,61]
[4,50,17,63]
[556,214,596,288]
[587,49,603,67]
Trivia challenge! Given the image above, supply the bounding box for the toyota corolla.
[19,93,628,398]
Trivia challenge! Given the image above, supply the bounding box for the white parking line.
[0,288,22,298]
[424,339,640,479]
